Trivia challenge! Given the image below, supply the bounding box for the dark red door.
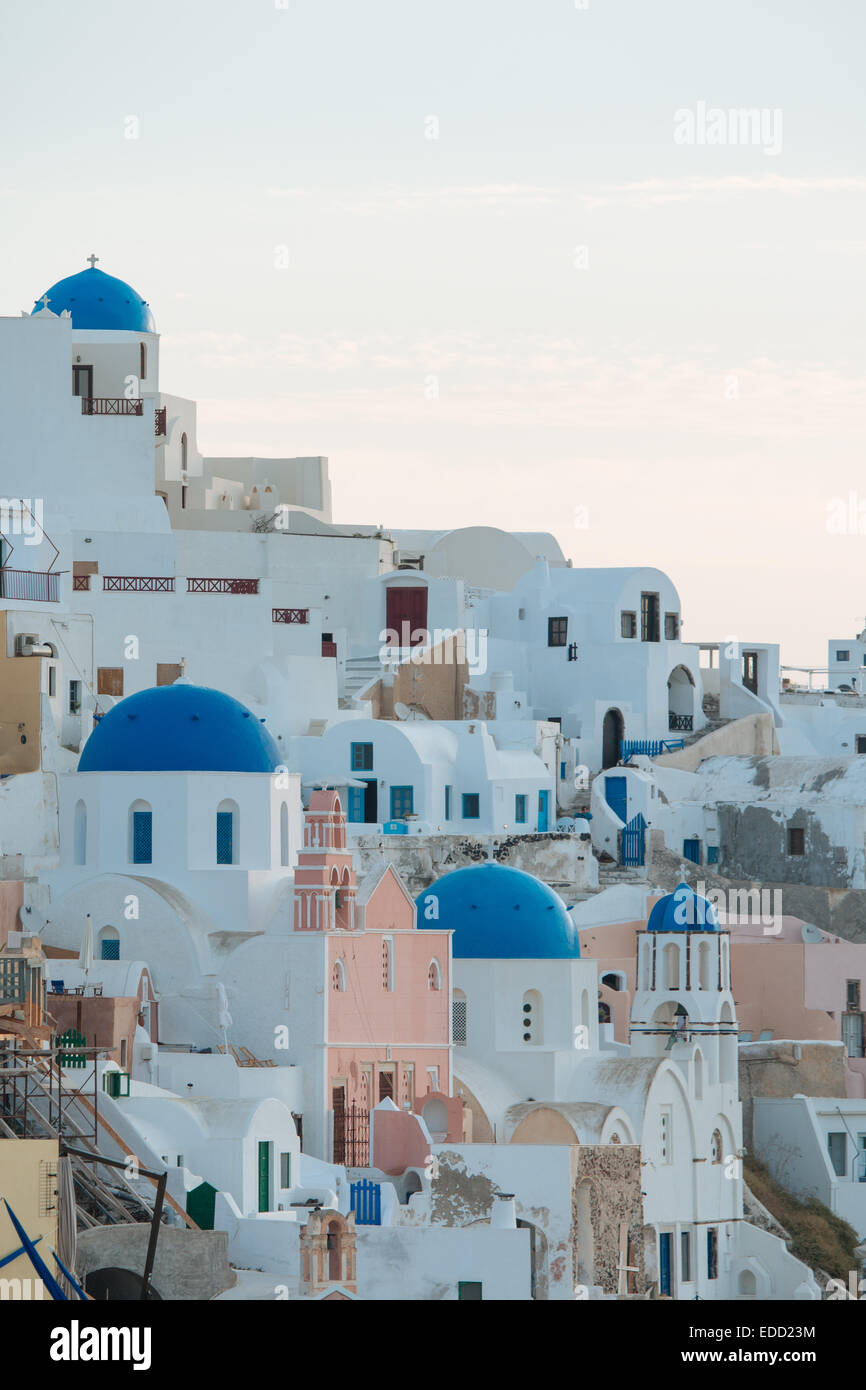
[385,586,428,646]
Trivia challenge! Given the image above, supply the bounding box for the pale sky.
[2,0,864,667]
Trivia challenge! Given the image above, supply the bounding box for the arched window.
[428,959,442,991]
[332,958,346,992]
[73,799,87,865]
[129,800,152,864]
[382,936,394,991]
[326,1221,341,1281]
[698,939,711,990]
[602,971,625,992]
[664,942,680,990]
[452,989,467,1045]
[99,925,119,961]
[522,989,543,1044]
[711,1128,723,1163]
[139,342,147,381]
[280,802,290,867]
[738,1269,757,1297]
[216,799,239,865]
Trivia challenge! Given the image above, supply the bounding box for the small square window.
[621,611,637,639]
[462,793,480,819]
[351,742,373,771]
[664,613,680,640]
[548,616,568,647]
[837,650,851,662]
[857,737,866,755]
[458,1281,483,1301]
[788,826,805,856]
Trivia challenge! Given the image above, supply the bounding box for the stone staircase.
[596,861,648,889]
[341,654,384,703]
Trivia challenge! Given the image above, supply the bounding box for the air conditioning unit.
[15,633,53,657]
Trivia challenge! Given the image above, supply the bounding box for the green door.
[257,1141,270,1212]
[187,1180,217,1230]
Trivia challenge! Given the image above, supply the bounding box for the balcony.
[103,576,175,593]
[668,713,693,732]
[80,397,143,416]
[0,568,60,602]
[187,578,259,595]
[73,574,90,591]
[273,608,309,624]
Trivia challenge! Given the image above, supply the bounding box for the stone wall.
[738,1040,848,1147]
[355,830,597,898]
[76,1224,236,1301]
[572,1144,645,1296]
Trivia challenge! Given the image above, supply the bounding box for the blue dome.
[33,267,155,332]
[416,863,580,959]
[647,882,719,933]
[79,685,280,773]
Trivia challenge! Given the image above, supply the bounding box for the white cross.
[39,294,50,309]
[87,253,99,269]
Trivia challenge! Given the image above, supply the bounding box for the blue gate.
[350,1179,382,1226]
[621,812,646,867]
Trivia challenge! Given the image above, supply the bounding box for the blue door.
[659,1231,673,1296]
[537,790,550,831]
[605,776,627,823]
[683,838,701,864]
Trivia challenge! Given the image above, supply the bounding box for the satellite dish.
[801,922,823,943]
[394,702,429,721]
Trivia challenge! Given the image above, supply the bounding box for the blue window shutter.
[132,811,152,864]
[216,811,234,864]
[347,787,365,822]
[101,939,120,961]
[390,786,413,819]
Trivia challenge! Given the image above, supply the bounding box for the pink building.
[294,792,459,1162]
[578,891,866,1097]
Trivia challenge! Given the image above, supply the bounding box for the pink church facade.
[295,792,459,1161]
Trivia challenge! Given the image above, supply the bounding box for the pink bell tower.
[294,790,358,931]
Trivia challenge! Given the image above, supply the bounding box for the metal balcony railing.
[154,406,167,436]
[72,574,90,591]
[103,576,175,592]
[668,713,694,732]
[273,608,309,624]
[187,578,259,594]
[80,397,143,416]
[0,568,60,602]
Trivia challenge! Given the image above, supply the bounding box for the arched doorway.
[602,708,624,769]
[668,666,695,732]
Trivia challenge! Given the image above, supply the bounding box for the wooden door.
[385,586,428,646]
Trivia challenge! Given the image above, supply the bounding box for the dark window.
[132,811,152,864]
[462,793,480,819]
[390,785,414,819]
[68,680,81,714]
[706,1227,718,1280]
[72,365,92,398]
[351,742,373,771]
[664,613,679,640]
[458,1282,483,1301]
[681,1229,691,1284]
[548,616,568,647]
[101,938,120,961]
[837,650,851,662]
[857,737,866,754]
[621,611,637,639]
[640,593,660,642]
[515,794,527,823]
[444,785,452,820]
[216,810,234,864]
[48,666,56,697]
[788,826,805,856]
[828,1132,847,1177]
[743,651,759,694]
[847,980,861,1011]
[140,342,147,380]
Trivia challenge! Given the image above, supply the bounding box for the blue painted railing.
[619,738,685,763]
